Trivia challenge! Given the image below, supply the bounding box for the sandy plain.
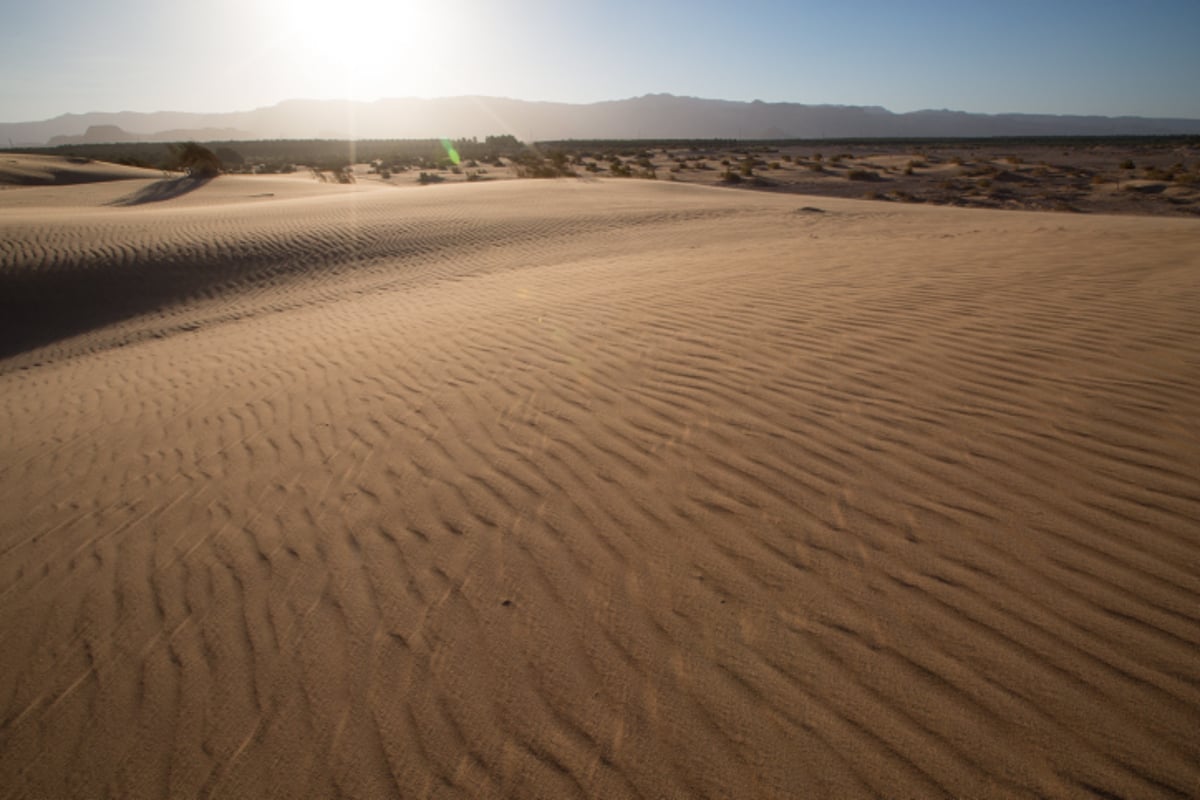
[1,158,1199,798]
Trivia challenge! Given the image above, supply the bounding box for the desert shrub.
[418,171,443,184]
[807,162,824,172]
[977,178,992,188]
[379,168,391,179]
[168,142,222,177]
[720,169,743,184]
[769,161,781,170]
[1144,167,1170,181]
[847,169,879,181]
[510,151,573,178]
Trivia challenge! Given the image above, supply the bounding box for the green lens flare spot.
[441,138,461,165]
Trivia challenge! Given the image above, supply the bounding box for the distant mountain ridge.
[4,94,1200,146]
[47,125,257,146]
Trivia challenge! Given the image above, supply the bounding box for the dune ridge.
[2,177,1199,798]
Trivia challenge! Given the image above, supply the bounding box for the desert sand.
[2,161,1199,799]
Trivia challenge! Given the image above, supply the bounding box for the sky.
[2,0,1199,123]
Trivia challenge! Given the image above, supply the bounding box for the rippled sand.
[2,171,1199,798]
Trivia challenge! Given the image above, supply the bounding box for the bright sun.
[263,0,469,98]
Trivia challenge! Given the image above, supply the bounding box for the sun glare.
[265,0,468,99]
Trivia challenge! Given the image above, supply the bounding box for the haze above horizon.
[3,0,1199,124]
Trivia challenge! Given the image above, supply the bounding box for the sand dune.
[0,153,165,187]
[2,176,1199,798]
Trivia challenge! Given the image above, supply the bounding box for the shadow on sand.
[0,254,229,362]
[108,175,213,206]
[0,177,231,363]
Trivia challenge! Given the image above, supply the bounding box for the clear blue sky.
[2,0,1198,122]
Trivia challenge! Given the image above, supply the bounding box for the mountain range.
[4,95,1200,146]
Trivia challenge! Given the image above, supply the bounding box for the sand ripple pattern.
[2,179,1199,798]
